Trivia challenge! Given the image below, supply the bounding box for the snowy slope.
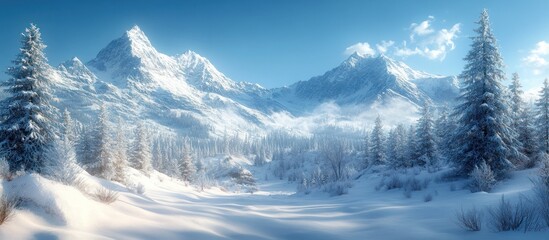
[1,167,546,239]
[49,27,459,138]
[272,53,460,114]
[52,26,284,137]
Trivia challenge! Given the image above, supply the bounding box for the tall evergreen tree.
[508,73,524,132]
[133,122,152,173]
[536,78,549,154]
[415,102,439,167]
[113,117,128,182]
[179,141,196,182]
[451,10,518,178]
[0,24,57,173]
[45,109,80,184]
[369,116,386,165]
[435,105,454,159]
[517,106,538,159]
[97,105,115,180]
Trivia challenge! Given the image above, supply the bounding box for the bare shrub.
[487,195,534,231]
[93,187,119,204]
[386,175,403,190]
[424,193,433,202]
[469,162,496,192]
[404,176,423,191]
[0,196,18,225]
[455,206,482,231]
[532,176,549,228]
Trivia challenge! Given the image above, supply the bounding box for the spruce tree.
[45,109,80,184]
[415,102,439,167]
[133,122,152,174]
[179,142,196,182]
[451,10,518,178]
[508,73,524,132]
[97,105,115,180]
[113,117,128,182]
[369,116,385,165]
[536,78,549,154]
[0,24,57,173]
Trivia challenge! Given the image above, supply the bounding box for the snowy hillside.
[48,26,460,138]
[52,26,284,137]
[272,53,459,114]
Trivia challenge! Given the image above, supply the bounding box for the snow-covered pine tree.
[179,141,196,182]
[509,73,524,132]
[133,122,152,174]
[362,131,370,168]
[0,24,58,173]
[536,78,549,154]
[113,117,128,182]
[45,109,80,184]
[404,125,417,168]
[415,102,439,167]
[517,106,538,161]
[97,104,116,180]
[369,116,386,165]
[435,105,453,160]
[451,10,519,178]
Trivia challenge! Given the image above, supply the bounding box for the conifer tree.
[113,117,128,182]
[0,24,57,173]
[415,102,439,167]
[133,122,152,173]
[97,105,115,180]
[369,116,386,165]
[179,141,196,182]
[536,78,549,154]
[451,10,519,178]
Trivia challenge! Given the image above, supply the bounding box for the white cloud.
[343,16,460,61]
[344,42,376,56]
[396,19,461,61]
[410,16,435,41]
[523,41,549,75]
[376,40,395,53]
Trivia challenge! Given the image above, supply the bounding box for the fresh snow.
[0,166,547,239]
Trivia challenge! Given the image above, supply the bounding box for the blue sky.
[1,0,549,91]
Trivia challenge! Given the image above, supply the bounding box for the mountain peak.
[125,25,152,48]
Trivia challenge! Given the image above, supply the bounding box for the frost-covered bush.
[93,187,119,204]
[487,195,535,232]
[385,174,403,190]
[404,176,423,192]
[0,195,18,225]
[532,159,549,228]
[228,167,256,186]
[323,181,352,196]
[469,162,496,192]
[455,206,483,231]
[195,170,215,191]
[423,193,433,202]
[127,181,146,195]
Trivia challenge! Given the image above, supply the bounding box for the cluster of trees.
[0,10,547,195]
[0,24,198,186]
[364,10,549,185]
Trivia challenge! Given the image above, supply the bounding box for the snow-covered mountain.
[52,26,283,137]
[49,26,459,137]
[272,52,459,114]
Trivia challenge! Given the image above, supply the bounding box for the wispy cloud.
[376,40,395,53]
[396,16,460,61]
[523,41,549,75]
[410,16,435,41]
[343,16,460,61]
[344,42,376,56]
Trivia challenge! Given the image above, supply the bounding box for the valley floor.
[0,168,548,240]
